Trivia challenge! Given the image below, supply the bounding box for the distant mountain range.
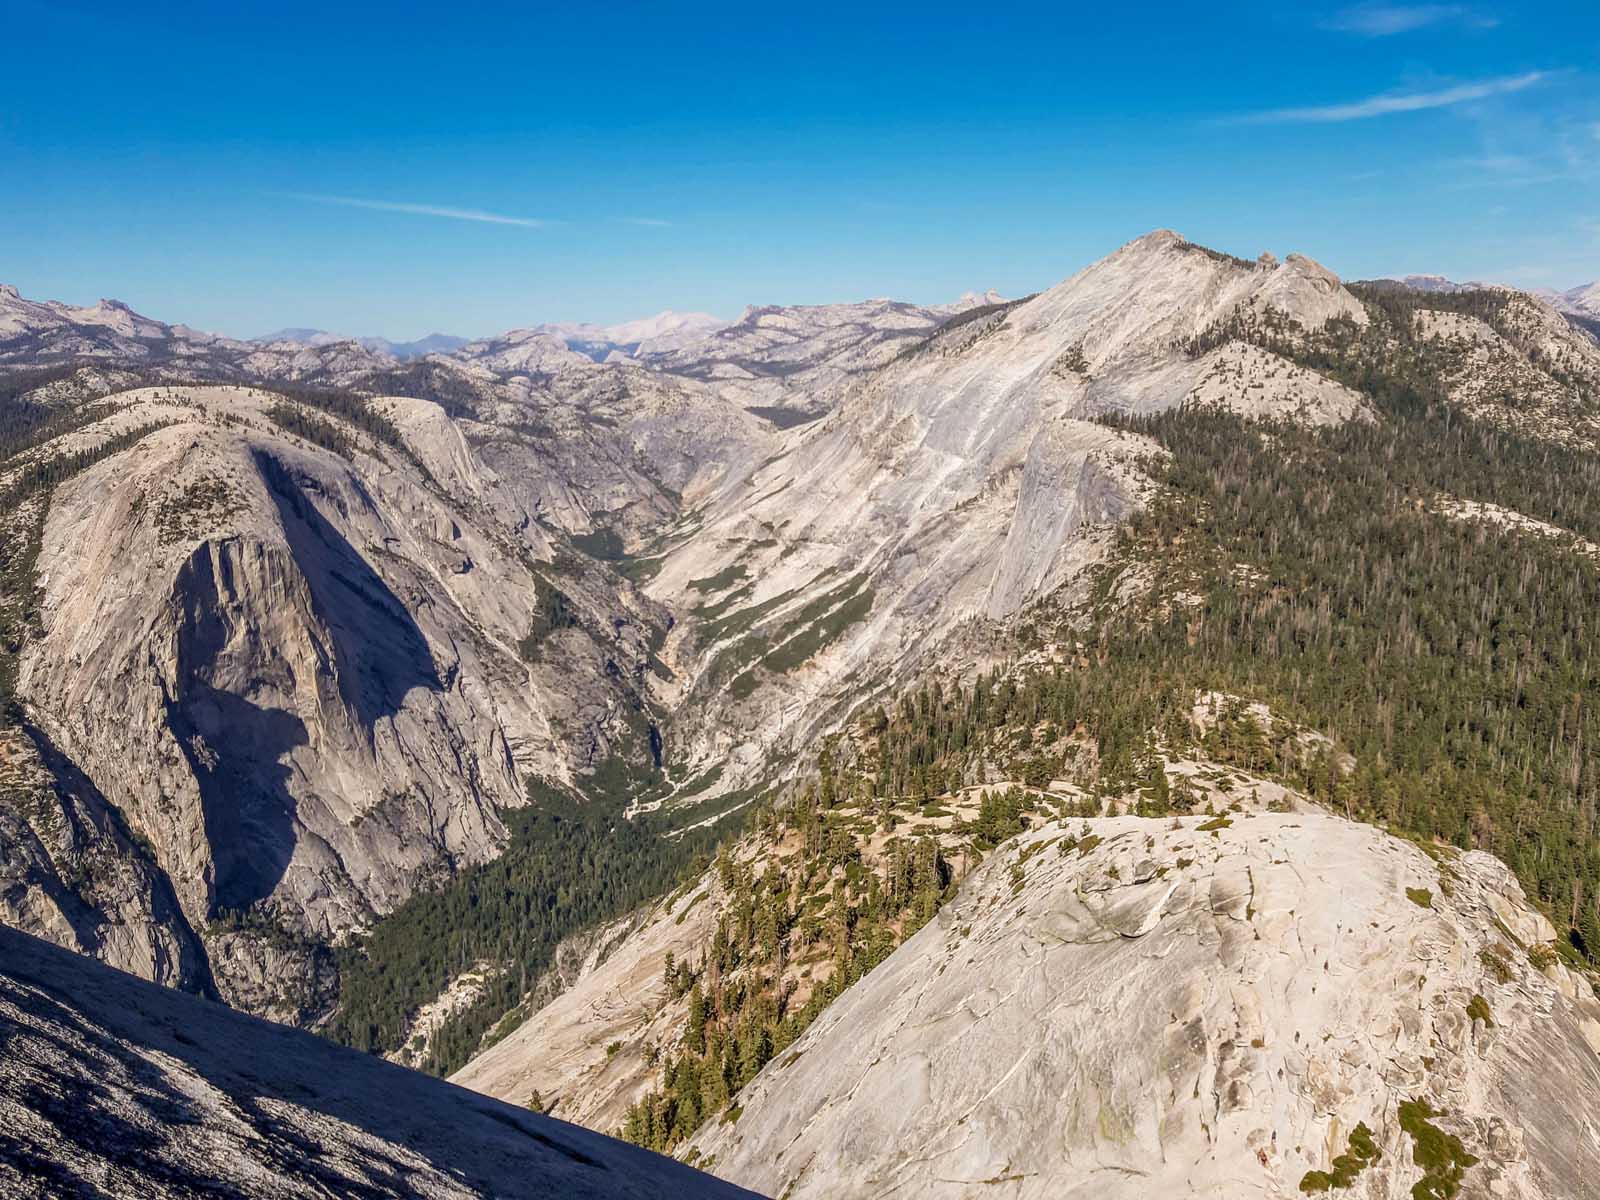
[251,312,729,363]
[1539,281,1600,322]
[249,312,735,363]
[1373,274,1600,337]
[252,329,471,360]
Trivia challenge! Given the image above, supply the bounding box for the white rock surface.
[0,726,208,993]
[1185,341,1374,425]
[1542,280,1600,320]
[1415,303,1600,446]
[689,811,1600,1199]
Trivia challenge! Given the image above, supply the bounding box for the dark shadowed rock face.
[0,926,764,1199]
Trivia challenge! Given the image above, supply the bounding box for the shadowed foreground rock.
[0,927,763,1199]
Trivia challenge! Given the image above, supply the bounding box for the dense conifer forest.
[329,780,722,1073]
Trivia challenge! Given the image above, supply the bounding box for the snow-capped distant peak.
[601,310,725,344]
[254,328,349,347]
[508,309,729,361]
[1551,281,1600,319]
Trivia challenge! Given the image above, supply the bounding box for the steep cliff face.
[0,725,209,994]
[689,811,1600,1199]
[9,385,670,1017]
[0,924,760,1200]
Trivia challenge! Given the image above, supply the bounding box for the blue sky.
[2,1,1596,338]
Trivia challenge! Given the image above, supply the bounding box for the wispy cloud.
[1237,71,1547,123]
[1321,5,1497,37]
[1440,102,1600,190]
[1452,153,1533,173]
[620,217,673,227]
[280,192,550,227]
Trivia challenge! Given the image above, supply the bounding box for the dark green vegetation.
[516,577,581,661]
[1187,281,1596,399]
[569,525,626,561]
[262,400,355,458]
[1178,240,1258,271]
[330,780,720,1075]
[0,366,115,458]
[688,563,749,594]
[360,360,483,419]
[1093,295,1600,965]
[620,688,1101,1151]
[1299,1120,1382,1192]
[744,405,820,430]
[622,779,969,1150]
[1465,993,1493,1027]
[251,381,407,451]
[0,419,170,512]
[1397,1098,1478,1200]
[721,574,876,699]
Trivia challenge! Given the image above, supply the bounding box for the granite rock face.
[646,232,1376,799]
[0,725,209,995]
[689,812,1600,1199]
[8,386,670,1017]
[0,924,761,1199]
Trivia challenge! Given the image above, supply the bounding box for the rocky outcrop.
[1184,341,1374,426]
[0,924,760,1199]
[689,811,1600,1199]
[0,725,209,995]
[1416,297,1600,447]
[9,385,671,1014]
